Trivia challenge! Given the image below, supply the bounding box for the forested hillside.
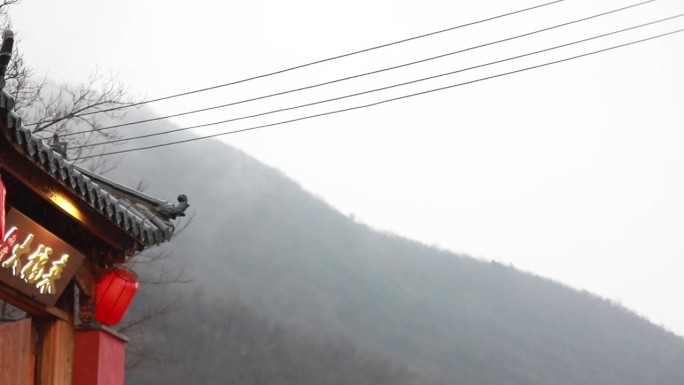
[126,292,434,385]
[107,111,684,385]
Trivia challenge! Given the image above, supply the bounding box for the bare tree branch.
[0,2,191,371]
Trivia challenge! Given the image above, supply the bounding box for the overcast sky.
[12,0,684,335]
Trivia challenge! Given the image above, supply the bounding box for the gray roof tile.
[0,90,188,249]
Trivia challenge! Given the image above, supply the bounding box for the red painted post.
[73,325,128,385]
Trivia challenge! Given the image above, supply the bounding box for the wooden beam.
[0,282,70,321]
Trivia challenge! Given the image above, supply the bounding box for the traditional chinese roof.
[0,31,188,252]
[0,90,189,248]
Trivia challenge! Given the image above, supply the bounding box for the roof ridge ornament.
[0,30,14,90]
[155,194,189,221]
[72,165,190,221]
[50,133,68,157]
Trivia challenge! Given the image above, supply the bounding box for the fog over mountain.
[103,110,684,385]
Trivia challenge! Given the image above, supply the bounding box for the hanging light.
[95,267,139,326]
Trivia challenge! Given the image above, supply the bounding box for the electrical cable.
[27,0,565,126]
[65,0,657,139]
[74,13,684,151]
[78,27,684,160]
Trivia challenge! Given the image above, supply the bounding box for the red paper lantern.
[95,267,139,326]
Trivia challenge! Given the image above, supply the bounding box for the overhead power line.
[75,13,684,150]
[79,27,684,160]
[66,0,657,139]
[28,0,565,127]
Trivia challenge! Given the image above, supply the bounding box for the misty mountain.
[125,292,434,385]
[104,110,684,385]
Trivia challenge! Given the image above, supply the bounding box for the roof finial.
[155,194,190,221]
[50,133,68,157]
[0,30,14,90]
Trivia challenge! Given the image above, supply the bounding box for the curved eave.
[0,91,177,252]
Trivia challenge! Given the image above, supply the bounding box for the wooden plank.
[0,318,34,385]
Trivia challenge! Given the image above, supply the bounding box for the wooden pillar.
[36,284,75,385]
[37,317,74,385]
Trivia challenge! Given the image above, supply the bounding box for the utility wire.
[65,0,657,139]
[79,27,684,160]
[29,0,565,126]
[74,12,684,151]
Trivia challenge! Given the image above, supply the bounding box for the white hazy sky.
[12,0,684,335]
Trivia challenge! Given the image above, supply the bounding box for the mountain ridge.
[103,111,684,384]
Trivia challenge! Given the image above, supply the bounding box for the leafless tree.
[0,301,24,323]
[118,210,195,369]
[1,0,140,173]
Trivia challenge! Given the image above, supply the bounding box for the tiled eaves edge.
[0,91,172,248]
